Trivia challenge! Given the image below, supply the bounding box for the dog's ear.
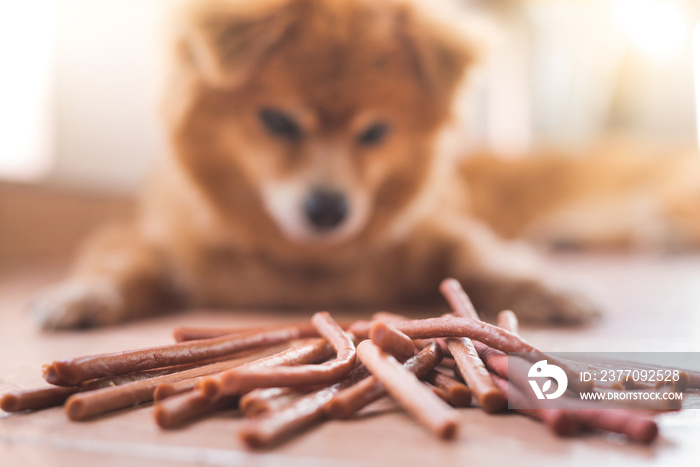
[397,2,486,102]
[179,0,298,89]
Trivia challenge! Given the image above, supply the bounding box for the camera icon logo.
[528,360,568,400]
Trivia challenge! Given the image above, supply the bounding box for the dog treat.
[357,340,459,439]
[497,310,519,335]
[154,390,239,429]
[1,386,80,412]
[172,321,355,343]
[153,379,203,401]
[202,312,355,397]
[423,370,472,407]
[324,343,442,419]
[369,321,415,361]
[446,337,505,413]
[349,316,537,354]
[4,279,684,448]
[64,350,280,420]
[440,278,480,319]
[47,327,312,386]
[491,375,579,436]
[240,387,318,418]
[239,365,370,448]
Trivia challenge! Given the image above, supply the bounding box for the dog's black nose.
[304,189,348,230]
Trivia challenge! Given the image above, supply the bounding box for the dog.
[33,0,671,329]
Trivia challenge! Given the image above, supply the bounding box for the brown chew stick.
[356,340,458,439]
[154,379,202,401]
[64,348,283,420]
[201,312,355,398]
[349,316,537,354]
[240,387,317,418]
[447,337,506,413]
[491,375,580,436]
[171,321,353,343]
[154,391,239,428]
[440,278,480,319]
[369,321,415,361]
[1,386,80,412]
[47,326,313,386]
[197,338,334,398]
[567,408,658,444]
[324,343,442,419]
[497,310,520,336]
[439,278,508,412]
[239,365,369,448]
[423,370,472,407]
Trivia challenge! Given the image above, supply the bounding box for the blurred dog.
[32,0,610,329]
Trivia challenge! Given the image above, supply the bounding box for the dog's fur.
[31,0,700,329]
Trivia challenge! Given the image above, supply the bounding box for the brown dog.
[31,0,620,329]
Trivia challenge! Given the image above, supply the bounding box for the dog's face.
[171,0,478,248]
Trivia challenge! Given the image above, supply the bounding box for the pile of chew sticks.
[1,279,690,447]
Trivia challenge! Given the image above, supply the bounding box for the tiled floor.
[1,254,699,466]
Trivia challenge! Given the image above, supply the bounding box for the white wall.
[50,0,174,193]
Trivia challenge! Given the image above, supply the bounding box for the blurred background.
[1,0,700,264]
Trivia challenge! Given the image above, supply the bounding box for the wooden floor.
[2,254,700,467]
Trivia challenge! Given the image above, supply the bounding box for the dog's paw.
[30,279,127,330]
[505,279,603,326]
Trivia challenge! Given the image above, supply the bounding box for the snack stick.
[1,386,79,412]
[440,278,480,319]
[349,315,537,354]
[47,326,311,386]
[64,347,284,420]
[357,341,459,439]
[439,279,508,412]
[491,375,580,436]
[201,312,355,397]
[154,390,239,428]
[154,379,202,401]
[496,310,519,336]
[239,365,369,447]
[423,370,472,407]
[369,321,415,361]
[172,321,353,343]
[240,387,320,418]
[447,337,506,413]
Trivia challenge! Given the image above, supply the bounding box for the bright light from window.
[612,0,688,60]
[0,1,55,181]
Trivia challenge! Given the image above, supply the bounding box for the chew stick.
[423,370,472,407]
[446,338,506,413]
[356,340,459,439]
[240,387,320,418]
[154,391,239,428]
[325,343,442,419]
[154,379,201,401]
[172,321,354,343]
[349,316,537,354]
[64,348,283,420]
[201,312,355,398]
[440,279,507,412]
[239,365,369,448]
[47,326,312,386]
[491,375,579,436]
[1,386,79,412]
[497,310,519,335]
[440,278,480,319]
[369,321,415,361]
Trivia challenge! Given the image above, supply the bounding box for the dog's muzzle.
[303,189,348,231]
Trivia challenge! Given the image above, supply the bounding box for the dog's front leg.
[440,219,603,325]
[30,226,174,329]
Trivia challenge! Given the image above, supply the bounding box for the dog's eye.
[357,122,389,146]
[259,108,302,140]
